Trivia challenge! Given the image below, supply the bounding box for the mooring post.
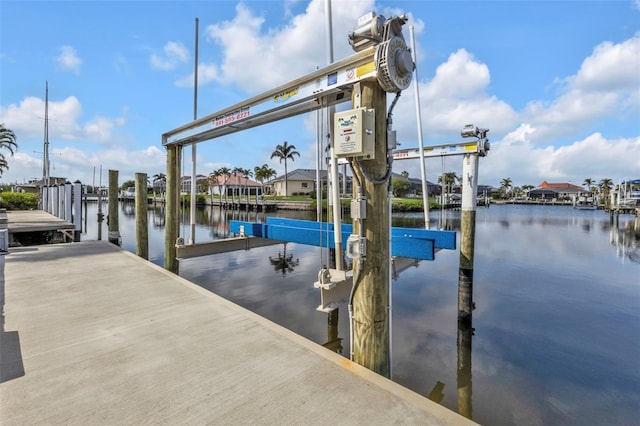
[51,184,59,218]
[73,180,82,242]
[458,153,479,321]
[351,80,390,377]
[108,169,121,246]
[135,172,149,259]
[64,181,72,222]
[164,145,180,273]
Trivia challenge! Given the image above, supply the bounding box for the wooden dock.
[4,210,75,246]
[0,241,473,425]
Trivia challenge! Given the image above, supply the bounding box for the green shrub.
[0,192,38,210]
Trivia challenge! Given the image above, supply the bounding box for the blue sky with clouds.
[1,0,638,188]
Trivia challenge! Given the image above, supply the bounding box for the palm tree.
[500,177,513,199]
[0,123,18,176]
[270,141,300,197]
[599,178,613,207]
[583,178,594,193]
[522,184,535,199]
[209,167,231,207]
[254,164,276,198]
[438,172,459,202]
[152,173,166,195]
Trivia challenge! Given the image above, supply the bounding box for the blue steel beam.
[229,218,456,261]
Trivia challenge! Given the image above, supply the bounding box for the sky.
[1,0,639,190]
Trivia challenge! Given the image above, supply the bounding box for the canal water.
[82,202,640,425]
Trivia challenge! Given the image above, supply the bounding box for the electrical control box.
[346,234,366,259]
[334,108,375,159]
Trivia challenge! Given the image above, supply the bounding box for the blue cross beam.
[228,217,456,261]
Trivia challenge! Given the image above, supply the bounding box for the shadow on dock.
[0,255,25,383]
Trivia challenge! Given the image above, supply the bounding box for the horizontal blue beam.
[229,218,456,260]
[265,217,456,250]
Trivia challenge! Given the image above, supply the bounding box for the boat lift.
[162,12,489,309]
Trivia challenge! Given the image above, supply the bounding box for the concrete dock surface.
[1,241,473,425]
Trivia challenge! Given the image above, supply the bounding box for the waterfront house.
[528,181,584,200]
[266,168,352,197]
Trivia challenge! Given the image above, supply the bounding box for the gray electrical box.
[334,108,375,159]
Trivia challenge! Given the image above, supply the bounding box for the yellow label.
[356,61,375,77]
[464,144,477,151]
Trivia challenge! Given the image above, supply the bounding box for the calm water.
[82,202,640,425]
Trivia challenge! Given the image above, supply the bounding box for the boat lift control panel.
[333,107,376,159]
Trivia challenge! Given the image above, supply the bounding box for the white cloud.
[0,96,125,144]
[520,33,640,144]
[175,63,219,88]
[393,49,518,141]
[55,45,82,74]
[204,0,377,92]
[150,41,189,71]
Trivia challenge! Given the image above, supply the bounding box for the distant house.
[14,177,69,194]
[528,181,584,199]
[266,168,351,197]
[391,172,441,196]
[179,174,209,194]
[209,173,261,198]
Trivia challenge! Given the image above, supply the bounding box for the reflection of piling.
[135,172,148,259]
[351,80,390,377]
[457,317,473,420]
[322,309,343,354]
[108,170,121,246]
[458,153,479,322]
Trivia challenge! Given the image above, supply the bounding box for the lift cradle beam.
[392,139,489,160]
[162,47,379,147]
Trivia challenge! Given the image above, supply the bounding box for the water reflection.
[610,216,640,263]
[321,309,343,354]
[457,318,473,420]
[79,203,640,426]
[269,243,300,276]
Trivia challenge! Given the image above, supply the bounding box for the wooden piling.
[458,153,479,321]
[164,145,180,273]
[108,169,120,246]
[135,172,148,259]
[351,80,390,377]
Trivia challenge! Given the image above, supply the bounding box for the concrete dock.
[1,241,472,425]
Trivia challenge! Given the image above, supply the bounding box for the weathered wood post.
[351,80,390,377]
[108,169,121,246]
[135,172,148,259]
[458,152,479,321]
[164,145,180,273]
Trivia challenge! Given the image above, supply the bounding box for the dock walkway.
[0,241,472,425]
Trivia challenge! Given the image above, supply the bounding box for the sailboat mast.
[43,81,50,187]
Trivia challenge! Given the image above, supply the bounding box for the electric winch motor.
[349,12,415,93]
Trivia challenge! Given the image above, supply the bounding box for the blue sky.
[1,0,638,189]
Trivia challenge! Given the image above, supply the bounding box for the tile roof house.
[528,181,585,199]
[208,173,262,196]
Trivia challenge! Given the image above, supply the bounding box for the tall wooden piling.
[458,153,479,321]
[164,145,180,273]
[351,80,390,377]
[108,169,120,246]
[135,172,148,259]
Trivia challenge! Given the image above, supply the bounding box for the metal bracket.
[353,82,361,109]
[313,268,353,312]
